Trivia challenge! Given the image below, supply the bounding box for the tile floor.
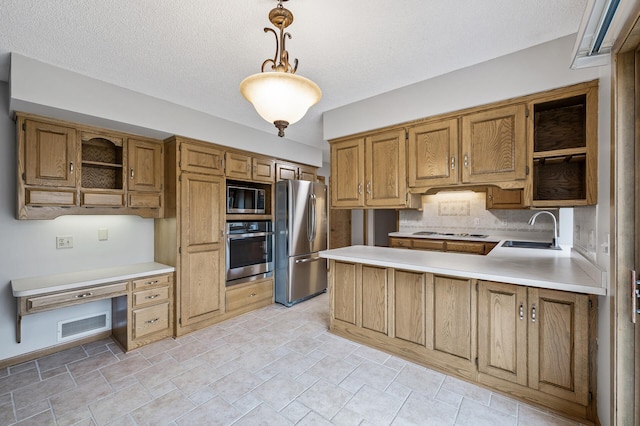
[0,292,588,425]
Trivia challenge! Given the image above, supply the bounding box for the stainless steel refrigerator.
[275,180,328,306]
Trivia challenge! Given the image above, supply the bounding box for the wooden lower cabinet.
[329,260,597,423]
[225,278,274,313]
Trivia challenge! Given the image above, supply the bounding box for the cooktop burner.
[412,231,489,238]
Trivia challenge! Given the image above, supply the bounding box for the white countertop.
[319,245,606,296]
[11,262,175,297]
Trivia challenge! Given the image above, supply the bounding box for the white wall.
[10,54,323,168]
[323,35,612,425]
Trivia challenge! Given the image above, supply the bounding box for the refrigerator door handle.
[311,194,317,242]
[307,193,317,242]
[295,256,323,264]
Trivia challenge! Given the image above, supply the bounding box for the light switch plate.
[98,228,108,241]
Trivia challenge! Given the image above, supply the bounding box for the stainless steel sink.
[501,240,560,250]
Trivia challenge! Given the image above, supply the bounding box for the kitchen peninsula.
[319,243,603,423]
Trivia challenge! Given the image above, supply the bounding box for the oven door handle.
[227,232,274,240]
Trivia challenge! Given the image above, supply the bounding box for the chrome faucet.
[528,211,561,250]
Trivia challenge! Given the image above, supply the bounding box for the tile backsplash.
[399,191,556,237]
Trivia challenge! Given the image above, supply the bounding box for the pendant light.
[240,0,322,137]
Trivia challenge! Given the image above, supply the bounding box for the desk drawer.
[133,286,170,308]
[133,302,170,339]
[226,279,273,312]
[26,281,128,312]
[133,274,172,290]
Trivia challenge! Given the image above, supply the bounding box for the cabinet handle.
[145,294,160,300]
[246,163,250,172]
[519,303,524,320]
[145,280,159,286]
[248,293,257,298]
[531,304,536,323]
[253,165,257,174]
[75,292,93,298]
[450,156,455,170]
[366,181,372,195]
[69,162,74,173]
[130,168,135,179]
[631,270,640,323]
[357,183,362,195]
[145,318,160,324]
[464,153,469,168]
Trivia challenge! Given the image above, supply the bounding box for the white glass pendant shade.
[240,72,322,126]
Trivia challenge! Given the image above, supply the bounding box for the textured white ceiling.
[0,0,587,159]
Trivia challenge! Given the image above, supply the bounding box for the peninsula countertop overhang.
[319,245,606,296]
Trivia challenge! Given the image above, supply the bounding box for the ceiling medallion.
[239,0,322,137]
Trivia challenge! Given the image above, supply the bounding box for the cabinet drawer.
[389,237,412,249]
[226,280,273,312]
[133,274,172,290]
[133,302,170,339]
[128,193,162,208]
[26,188,77,206]
[26,281,128,312]
[446,241,486,255]
[81,192,125,207]
[133,286,170,307]
[412,239,446,251]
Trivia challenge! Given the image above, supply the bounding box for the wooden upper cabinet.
[331,137,365,208]
[225,151,274,182]
[225,152,252,180]
[408,118,459,187]
[365,129,408,207]
[24,120,77,188]
[251,157,275,183]
[180,141,224,175]
[276,161,317,182]
[128,139,162,192]
[461,104,527,184]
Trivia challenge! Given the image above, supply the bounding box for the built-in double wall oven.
[225,220,274,286]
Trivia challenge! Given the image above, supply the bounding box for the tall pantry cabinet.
[155,136,226,336]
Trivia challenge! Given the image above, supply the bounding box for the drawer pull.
[248,293,257,297]
[145,318,160,324]
[145,294,160,300]
[75,292,93,298]
[519,303,524,320]
[145,280,159,285]
[531,304,536,323]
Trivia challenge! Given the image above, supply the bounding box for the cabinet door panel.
[276,162,298,181]
[366,130,406,207]
[331,138,365,207]
[393,270,425,345]
[225,152,252,180]
[361,265,387,334]
[333,261,357,325]
[477,281,527,386]
[528,288,589,404]
[252,158,275,182]
[179,174,225,326]
[461,104,526,183]
[408,119,459,187]
[431,275,472,360]
[181,143,224,175]
[25,120,77,187]
[298,165,317,182]
[128,139,162,191]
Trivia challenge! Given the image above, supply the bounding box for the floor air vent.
[57,311,111,342]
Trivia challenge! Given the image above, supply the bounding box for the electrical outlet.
[501,219,508,227]
[98,228,108,241]
[474,218,480,226]
[56,236,73,249]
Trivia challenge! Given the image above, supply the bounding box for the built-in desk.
[11,262,175,351]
